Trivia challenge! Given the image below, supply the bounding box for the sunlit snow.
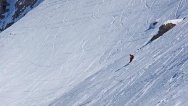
[0,0,188,106]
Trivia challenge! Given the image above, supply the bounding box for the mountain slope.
[0,0,188,106]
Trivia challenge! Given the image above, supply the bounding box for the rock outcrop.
[0,0,43,32]
[150,23,176,41]
[150,18,185,41]
[0,0,9,22]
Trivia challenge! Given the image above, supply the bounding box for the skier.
[129,54,134,63]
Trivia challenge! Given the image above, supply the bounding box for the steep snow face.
[0,0,188,106]
[0,0,43,31]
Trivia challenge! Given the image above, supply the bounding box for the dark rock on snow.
[0,0,43,32]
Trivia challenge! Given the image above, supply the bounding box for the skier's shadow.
[115,63,130,72]
[138,40,151,50]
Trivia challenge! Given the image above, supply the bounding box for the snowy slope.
[0,0,188,106]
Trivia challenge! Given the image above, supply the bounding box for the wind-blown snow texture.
[0,0,188,106]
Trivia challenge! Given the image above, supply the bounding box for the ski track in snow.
[0,0,188,106]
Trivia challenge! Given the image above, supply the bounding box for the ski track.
[175,0,183,18]
[0,0,188,106]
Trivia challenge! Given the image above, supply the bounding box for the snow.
[164,18,184,25]
[0,0,188,106]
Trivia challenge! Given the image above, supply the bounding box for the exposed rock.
[153,21,158,26]
[13,0,38,20]
[145,20,159,32]
[5,22,14,29]
[0,0,10,20]
[0,0,43,32]
[150,23,176,41]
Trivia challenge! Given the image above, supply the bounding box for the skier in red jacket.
[129,54,134,63]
